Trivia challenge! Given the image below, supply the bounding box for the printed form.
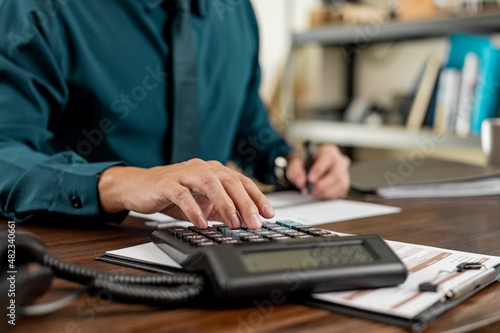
[313,240,500,319]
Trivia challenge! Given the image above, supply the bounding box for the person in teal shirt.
[0,0,350,229]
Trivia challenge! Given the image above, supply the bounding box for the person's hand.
[286,144,350,199]
[97,159,275,229]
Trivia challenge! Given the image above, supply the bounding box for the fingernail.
[230,214,241,229]
[263,204,274,217]
[197,216,208,229]
[250,214,262,229]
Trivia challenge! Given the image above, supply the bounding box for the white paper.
[264,191,317,208]
[131,191,400,227]
[105,242,182,269]
[312,241,500,319]
[377,177,500,199]
[270,199,401,226]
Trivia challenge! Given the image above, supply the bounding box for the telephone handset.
[1,231,53,330]
[0,228,205,329]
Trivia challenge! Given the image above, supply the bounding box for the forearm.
[0,143,125,222]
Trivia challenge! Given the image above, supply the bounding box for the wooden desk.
[4,196,500,333]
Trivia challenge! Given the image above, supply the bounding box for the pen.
[303,140,314,195]
[443,267,496,300]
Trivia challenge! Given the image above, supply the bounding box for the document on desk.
[309,240,500,329]
[130,191,400,227]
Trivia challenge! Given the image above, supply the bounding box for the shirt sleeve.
[231,1,292,185]
[0,2,126,222]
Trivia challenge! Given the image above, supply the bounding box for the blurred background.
[251,0,500,165]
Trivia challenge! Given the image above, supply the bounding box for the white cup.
[481,118,500,166]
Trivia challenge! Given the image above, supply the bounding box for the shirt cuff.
[50,161,127,220]
[8,159,127,222]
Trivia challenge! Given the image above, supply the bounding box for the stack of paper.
[350,158,500,199]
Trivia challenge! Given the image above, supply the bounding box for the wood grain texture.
[3,196,500,333]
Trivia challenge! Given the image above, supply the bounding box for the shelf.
[293,12,500,46]
[286,120,481,152]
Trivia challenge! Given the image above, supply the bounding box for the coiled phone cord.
[42,252,205,307]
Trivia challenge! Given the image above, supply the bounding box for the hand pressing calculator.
[151,220,407,299]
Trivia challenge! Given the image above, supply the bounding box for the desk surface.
[4,196,500,333]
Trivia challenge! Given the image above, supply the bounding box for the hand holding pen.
[285,142,351,199]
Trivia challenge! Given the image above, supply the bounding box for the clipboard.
[303,259,500,331]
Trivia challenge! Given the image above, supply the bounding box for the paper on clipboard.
[311,241,500,320]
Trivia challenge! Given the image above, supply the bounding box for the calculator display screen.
[241,244,374,273]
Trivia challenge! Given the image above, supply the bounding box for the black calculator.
[151,220,407,299]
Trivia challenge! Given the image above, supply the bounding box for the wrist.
[98,166,128,213]
[275,152,300,189]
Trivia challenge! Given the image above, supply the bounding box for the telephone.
[0,229,205,330]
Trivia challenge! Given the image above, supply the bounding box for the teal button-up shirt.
[0,0,291,222]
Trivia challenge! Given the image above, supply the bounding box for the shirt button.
[71,196,82,209]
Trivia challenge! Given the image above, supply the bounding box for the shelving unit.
[283,10,500,156]
[288,120,480,150]
[293,11,500,45]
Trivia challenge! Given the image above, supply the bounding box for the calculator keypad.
[164,220,338,247]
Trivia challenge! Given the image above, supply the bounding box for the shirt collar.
[139,0,206,17]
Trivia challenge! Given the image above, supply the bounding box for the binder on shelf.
[455,52,479,137]
[406,55,442,131]
[433,68,461,133]
[445,34,500,136]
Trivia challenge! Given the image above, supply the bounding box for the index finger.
[230,170,275,220]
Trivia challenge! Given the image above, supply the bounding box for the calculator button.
[276,220,304,228]
[196,241,216,247]
[263,233,283,239]
[292,226,313,232]
[261,221,276,228]
[183,235,204,240]
[306,229,329,236]
[220,239,241,244]
[295,235,314,239]
[208,234,226,242]
[281,231,301,237]
[229,232,253,240]
[265,225,287,231]
[247,230,273,236]
[246,238,269,242]
[164,227,190,236]
[219,236,237,242]
[269,236,292,241]
[240,235,264,241]
[270,227,289,233]
[177,232,198,239]
[189,226,217,234]
[188,238,210,246]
